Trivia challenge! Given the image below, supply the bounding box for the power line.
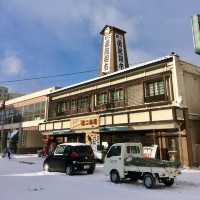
[0,69,97,84]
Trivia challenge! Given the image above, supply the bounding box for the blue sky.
[0,0,200,93]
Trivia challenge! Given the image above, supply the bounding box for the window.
[107,146,121,157]
[145,79,165,102]
[77,97,90,112]
[57,102,66,115]
[96,92,108,105]
[71,99,77,112]
[127,146,140,154]
[111,89,124,102]
[54,145,65,155]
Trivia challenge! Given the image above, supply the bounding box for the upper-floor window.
[77,96,90,112]
[144,79,166,102]
[57,102,66,115]
[96,92,108,105]
[71,99,77,113]
[111,88,124,102]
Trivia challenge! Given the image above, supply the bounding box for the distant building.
[0,87,60,153]
[0,86,24,101]
[9,92,24,100]
[0,86,9,101]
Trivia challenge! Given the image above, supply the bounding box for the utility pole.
[192,15,200,55]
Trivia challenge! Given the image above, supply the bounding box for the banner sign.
[115,33,125,70]
[102,28,112,73]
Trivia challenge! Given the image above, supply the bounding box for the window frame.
[144,78,166,103]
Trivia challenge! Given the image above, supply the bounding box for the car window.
[54,145,65,155]
[127,146,140,154]
[107,146,121,158]
[72,145,93,156]
[64,146,71,154]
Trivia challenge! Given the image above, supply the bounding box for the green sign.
[100,126,129,132]
[49,129,71,135]
[192,15,200,55]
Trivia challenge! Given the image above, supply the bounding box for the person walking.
[6,147,11,159]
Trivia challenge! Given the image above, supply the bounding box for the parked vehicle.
[43,143,96,175]
[104,143,181,189]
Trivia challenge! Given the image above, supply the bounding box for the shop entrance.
[64,133,85,143]
[100,131,156,156]
[42,133,86,155]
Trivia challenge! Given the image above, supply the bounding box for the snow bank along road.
[0,155,200,200]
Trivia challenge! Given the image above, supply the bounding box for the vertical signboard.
[102,27,112,73]
[192,15,200,55]
[115,33,125,70]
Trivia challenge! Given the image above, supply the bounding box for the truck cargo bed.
[125,157,180,168]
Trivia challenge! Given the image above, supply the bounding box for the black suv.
[43,143,96,175]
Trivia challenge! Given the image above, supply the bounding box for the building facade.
[0,87,59,153]
[39,54,200,167]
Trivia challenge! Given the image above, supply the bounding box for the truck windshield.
[107,146,121,157]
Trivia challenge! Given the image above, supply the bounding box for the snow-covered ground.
[0,155,200,200]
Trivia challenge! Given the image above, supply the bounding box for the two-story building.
[38,26,200,167]
[0,87,59,153]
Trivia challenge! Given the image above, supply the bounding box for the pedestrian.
[6,147,11,159]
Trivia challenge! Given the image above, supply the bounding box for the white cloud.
[0,55,23,76]
[3,0,140,44]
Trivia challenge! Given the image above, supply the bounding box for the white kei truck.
[104,143,181,189]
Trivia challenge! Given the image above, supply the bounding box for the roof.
[59,143,89,146]
[5,86,60,106]
[50,54,174,95]
[100,25,126,34]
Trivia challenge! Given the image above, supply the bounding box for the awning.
[43,129,72,136]
[99,126,130,132]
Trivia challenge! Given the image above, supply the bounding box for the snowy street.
[0,155,200,200]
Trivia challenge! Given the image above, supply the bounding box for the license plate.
[84,165,90,169]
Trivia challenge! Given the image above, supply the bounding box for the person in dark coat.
[6,147,11,159]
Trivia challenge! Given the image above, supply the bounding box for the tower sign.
[115,33,125,70]
[99,25,129,76]
[102,27,112,73]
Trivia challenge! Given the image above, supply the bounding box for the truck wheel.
[143,174,156,189]
[65,165,74,176]
[163,178,174,186]
[110,170,120,183]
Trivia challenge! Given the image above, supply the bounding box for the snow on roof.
[5,87,59,105]
[51,54,173,95]
[59,143,89,146]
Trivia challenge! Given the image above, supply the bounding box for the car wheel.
[163,178,174,186]
[65,165,74,176]
[110,170,120,183]
[43,163,50,172]
[143,174,156,189]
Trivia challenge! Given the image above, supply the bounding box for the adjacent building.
[0,87,59,153]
